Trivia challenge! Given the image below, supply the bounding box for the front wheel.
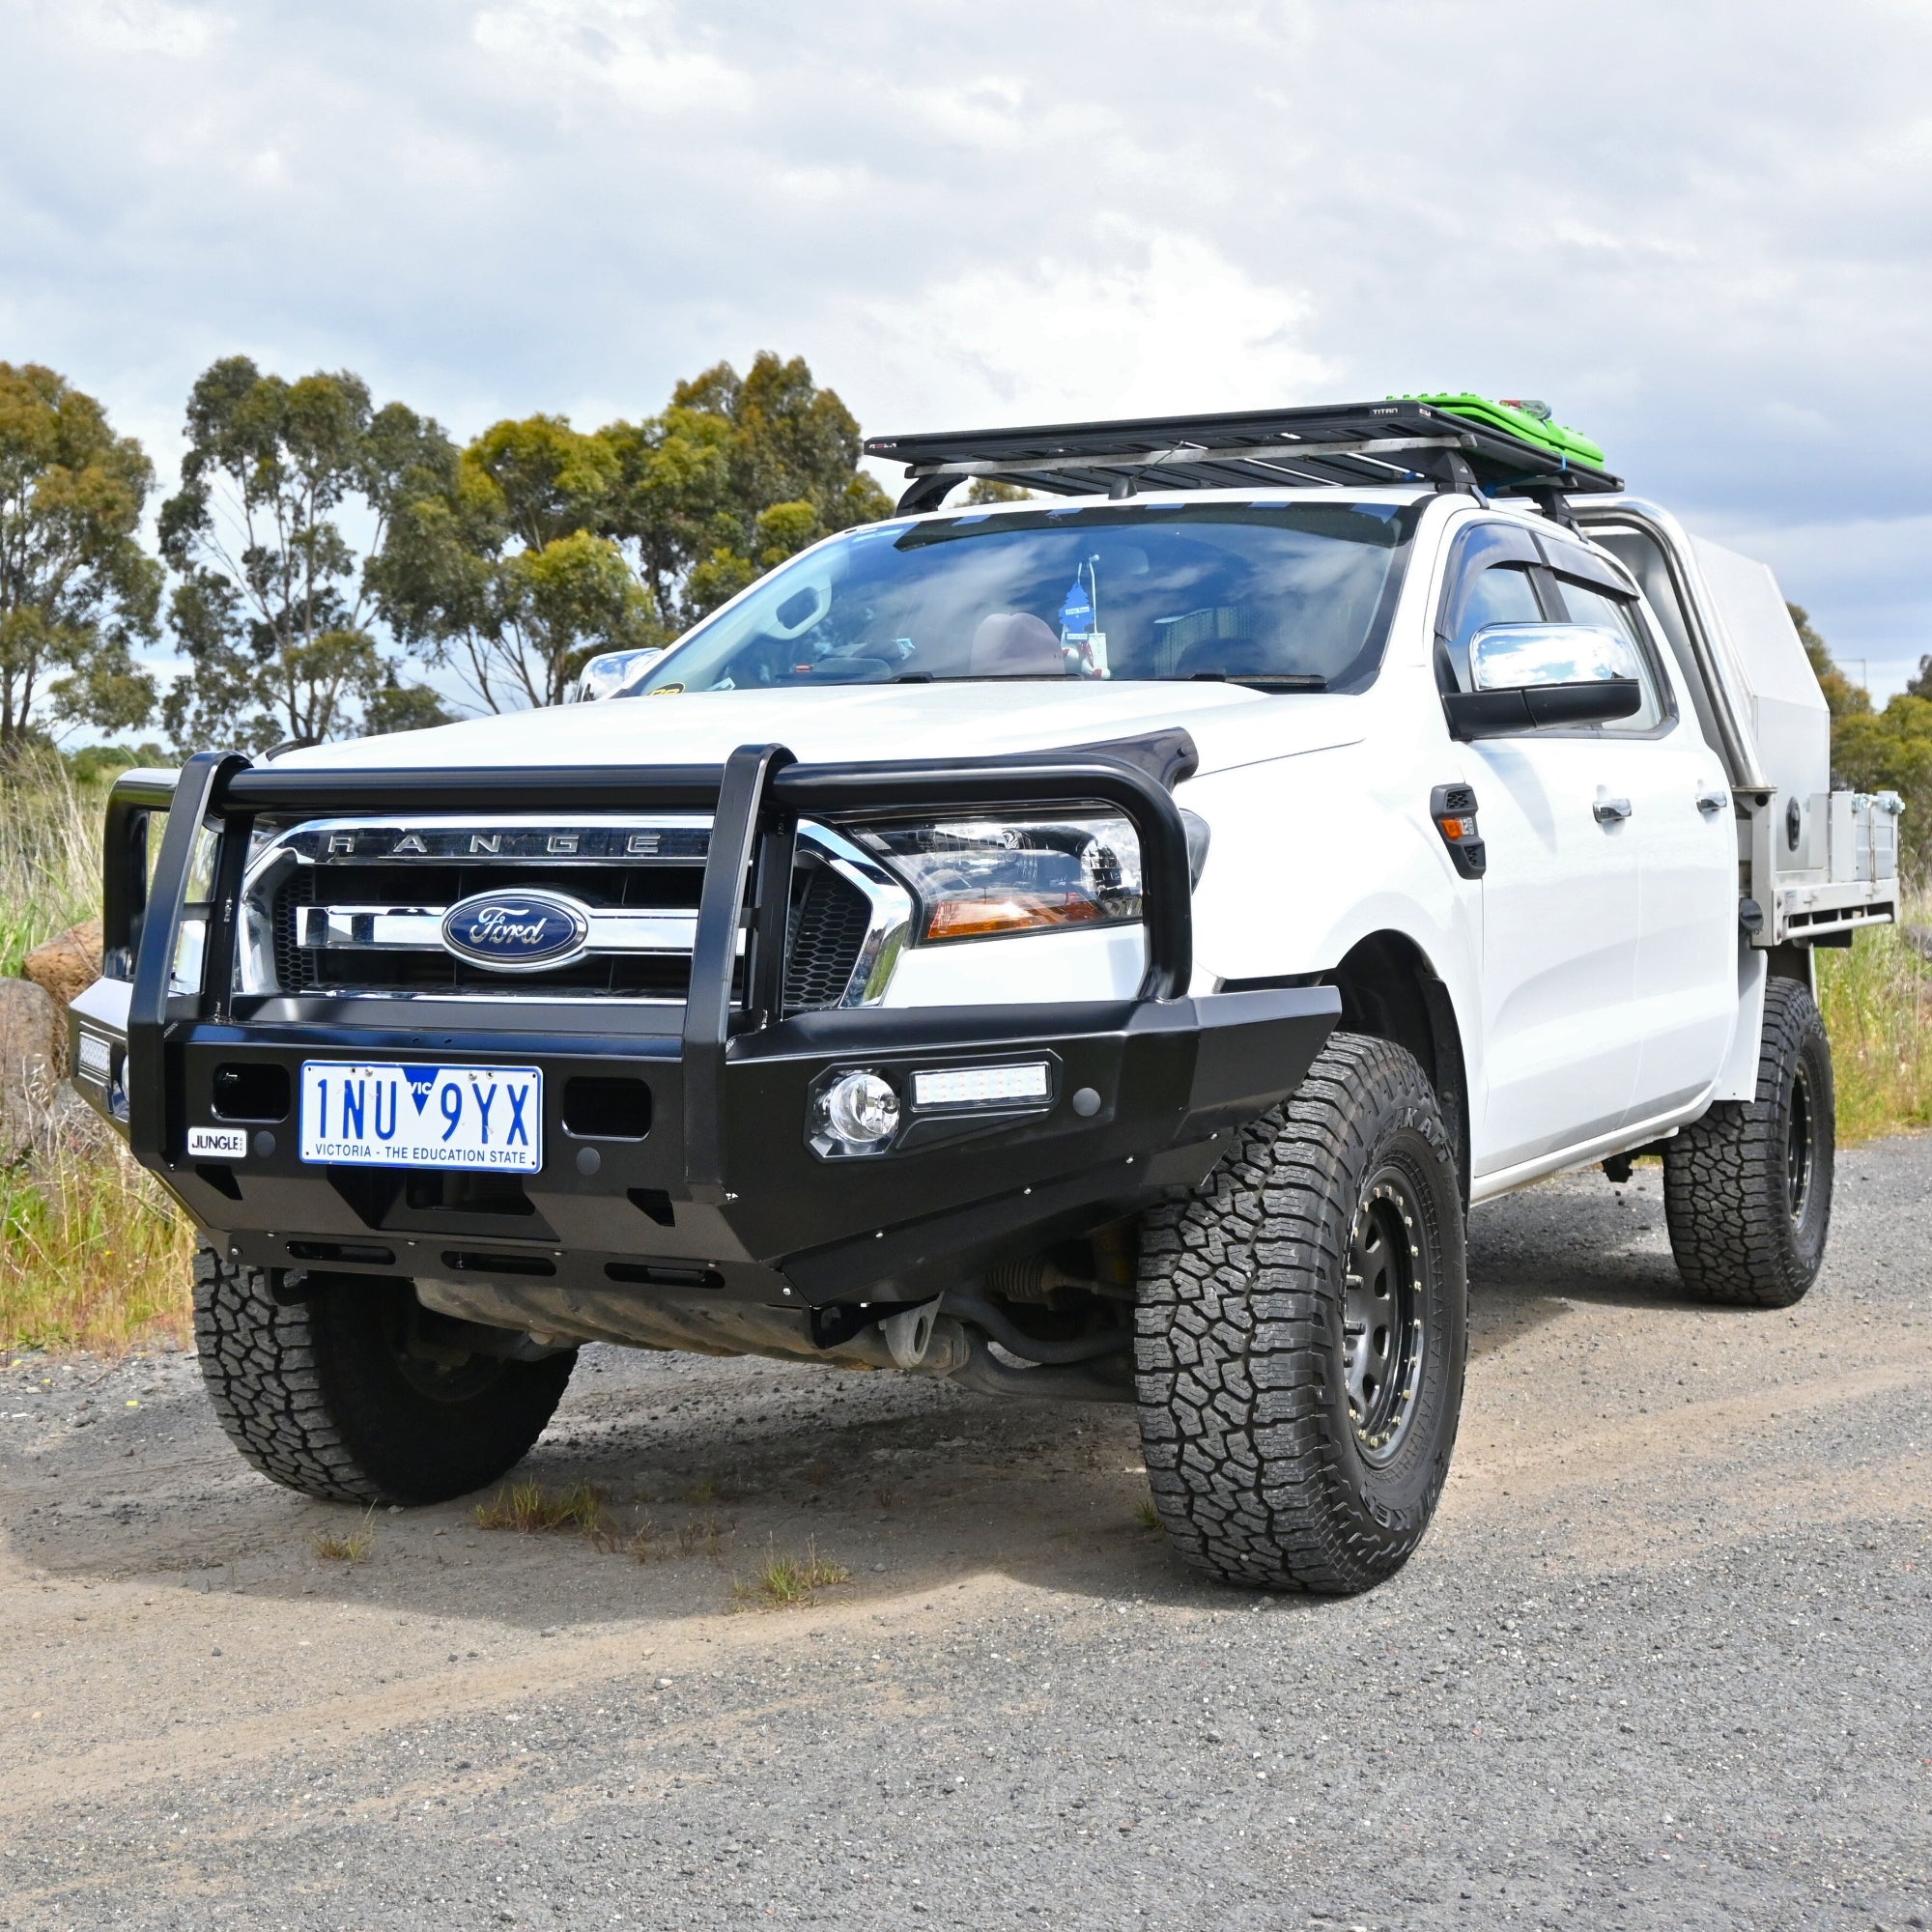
[1662,977,1833,1308]
[193,1252,577,1505]
[1134,1033,1467,1595]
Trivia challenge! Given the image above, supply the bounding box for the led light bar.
[912,1063,1052,1109]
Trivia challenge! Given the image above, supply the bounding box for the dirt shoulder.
[3,1146,1929,1930]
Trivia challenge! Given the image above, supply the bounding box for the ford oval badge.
[440,891,591,973]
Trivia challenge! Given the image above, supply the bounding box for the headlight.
[857,814,1143,944]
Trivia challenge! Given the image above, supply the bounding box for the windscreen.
[631,499,1421,696]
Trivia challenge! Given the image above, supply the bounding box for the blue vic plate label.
[298,1063,543,1172]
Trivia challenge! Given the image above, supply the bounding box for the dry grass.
[730,1538,851,1609]
[1816,897,1932,1145]
[0,1121,195,1354]
[0,750,103,979]
[312,1511,376,1563]
[602,1513,732,1564]
[602,1513,669,1562]
[0,750,195,1354]
[471,1479,739,1567]
[677,1515,730,1559]
[473,1479,610,1535]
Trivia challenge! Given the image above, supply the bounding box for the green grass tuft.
[731,1538,851,1609]
[474,1480,609,1535]
[312,1509,378,1563]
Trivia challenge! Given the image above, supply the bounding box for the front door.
[1470,734,1644,1172]
[1435,525,1650,1177]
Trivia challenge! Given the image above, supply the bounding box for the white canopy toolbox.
[1578,500,1902,947]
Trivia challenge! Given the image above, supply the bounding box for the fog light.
[810,1069,901,1157]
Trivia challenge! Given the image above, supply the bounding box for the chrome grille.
[240,814,909,1009]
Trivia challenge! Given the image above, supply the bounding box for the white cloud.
[855,227,1330,428]
[2,0,1930,674]
[471,0,752,112]
[62,0,225,57]
[1704,511,1932,699]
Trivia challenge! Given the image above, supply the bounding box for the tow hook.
[880,1301,967,1373]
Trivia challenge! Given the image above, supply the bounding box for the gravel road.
[3,1143,1929,1931]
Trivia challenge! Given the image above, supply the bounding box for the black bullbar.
[111,743,1340,1309]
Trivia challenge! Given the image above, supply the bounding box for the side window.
[1457,566,1542,660]
[1549,576,1669,733]
[1436,522,1545,693]
[1439,563,1545,692]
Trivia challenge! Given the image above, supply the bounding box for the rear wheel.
[1662,978,1833,1308]
[192,1251,576,1504]
[1134,1033,1467,1595]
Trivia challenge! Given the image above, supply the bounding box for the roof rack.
[866,399,1624,517]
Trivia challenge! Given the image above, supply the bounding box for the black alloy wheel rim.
[1786,1063,1815,1225]
[1343,1170,1428,1465]
[382,1300,503,1403]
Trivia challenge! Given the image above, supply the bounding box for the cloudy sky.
[8,0,1931,696]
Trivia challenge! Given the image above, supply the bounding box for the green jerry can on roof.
[1400,393,1607,469]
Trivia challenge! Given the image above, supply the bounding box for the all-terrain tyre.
[1135,1033,1467,1595]
[1662,978,1833,1308]
[192,1251,577,1505]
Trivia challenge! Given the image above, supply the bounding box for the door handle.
[1593,796,1634,824]
[1695,788,1728,815]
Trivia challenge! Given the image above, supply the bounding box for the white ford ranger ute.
[71,400,1903,1595]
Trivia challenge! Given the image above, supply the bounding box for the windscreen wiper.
[1189,670,1329,692]
[888,670,1330,689]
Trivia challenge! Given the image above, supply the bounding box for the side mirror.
[1443,622,1644,739]
[575,646,665,702]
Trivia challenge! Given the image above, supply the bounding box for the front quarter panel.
[1181,717,1482,1075]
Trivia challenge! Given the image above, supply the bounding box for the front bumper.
[76,744,1338,1311]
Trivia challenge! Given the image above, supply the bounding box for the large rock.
[23,919,103,1009]
[0,977,66,1158]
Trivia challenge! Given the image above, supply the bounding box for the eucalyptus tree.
[159,356,452,750]
[0,361,160,753]
[373,412,659,713]
[373,353,893,713]
[601,352,894,628]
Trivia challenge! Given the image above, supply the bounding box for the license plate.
[299,1063,543,1172]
